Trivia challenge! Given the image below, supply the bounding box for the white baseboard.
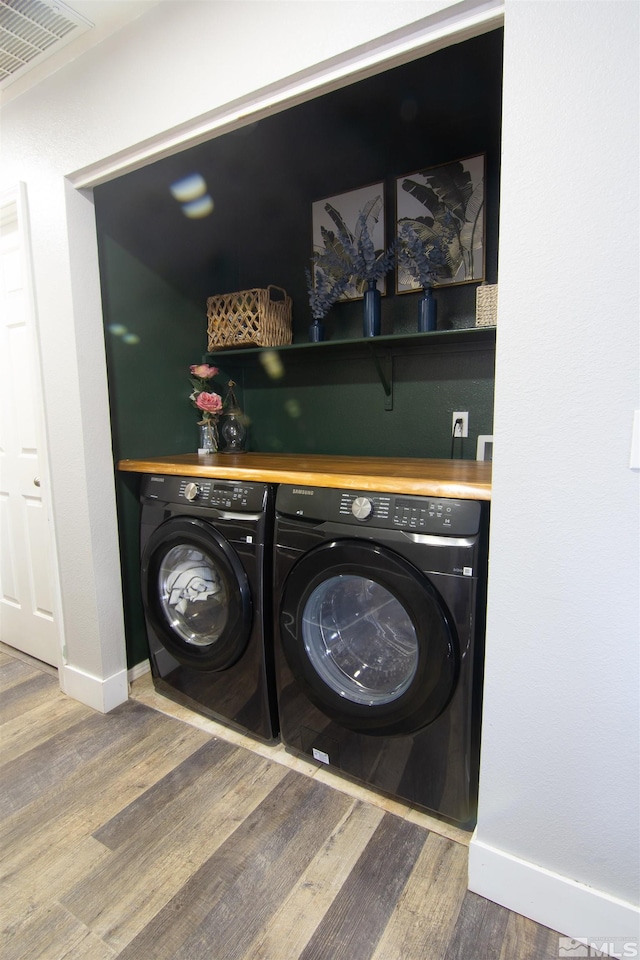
[59,663,128,713]
[127,659,150,684]
[469,836,640,950]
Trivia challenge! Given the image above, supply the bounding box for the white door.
[0,183,60,667]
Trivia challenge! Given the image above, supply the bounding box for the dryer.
[139,473,277,743]
[273,484,489,825]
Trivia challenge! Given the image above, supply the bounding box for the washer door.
[141,517,252,670]
[279,539,458,736]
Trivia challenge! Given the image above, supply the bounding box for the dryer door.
[279,539,458,736]
[141,517,252,670]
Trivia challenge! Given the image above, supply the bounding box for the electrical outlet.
[452,411,469,438]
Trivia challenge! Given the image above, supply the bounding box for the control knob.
[184,482,199,501]
[351,496,373,520]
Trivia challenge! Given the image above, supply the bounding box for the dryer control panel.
[277,485,482,536]
[140,475,267,512]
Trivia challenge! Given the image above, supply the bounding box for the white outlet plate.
[452,411,469,438]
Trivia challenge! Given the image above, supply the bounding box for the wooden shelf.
[204,326,495,413]
[204,326,495,367]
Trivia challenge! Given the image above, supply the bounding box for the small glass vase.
[221,408,248,453]
[363,279,381,337]
[198,419,218,454]
[418,286,437,332]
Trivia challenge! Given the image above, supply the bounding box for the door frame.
[42,0,504,708]
[68,3,504,190]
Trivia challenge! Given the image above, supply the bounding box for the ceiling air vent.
[0,0,92,89]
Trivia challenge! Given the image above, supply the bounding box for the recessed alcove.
[97,29,503,665]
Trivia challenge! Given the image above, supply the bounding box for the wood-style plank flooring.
[0,649,565,959]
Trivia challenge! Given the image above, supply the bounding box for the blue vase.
[418,286,437,332]
[363,280,381,337]
[309,320,325,342]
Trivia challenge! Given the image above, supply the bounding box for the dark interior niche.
[96,29,503,342]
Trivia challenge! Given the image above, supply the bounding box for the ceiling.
[0,0,159,103]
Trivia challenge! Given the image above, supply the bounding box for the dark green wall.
[100,237,205,459]
[99,238,205,665]
[213,339,495,459]
[95,29,503,666]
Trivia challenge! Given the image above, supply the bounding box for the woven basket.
[206,285,292,350]
[475,283,498,327]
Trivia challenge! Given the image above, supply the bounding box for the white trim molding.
[128,659,150,684]
[469,836,640,948]
[59,663,129,714]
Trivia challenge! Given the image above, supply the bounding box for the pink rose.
[190,364,218,379]
[195,391,222,413]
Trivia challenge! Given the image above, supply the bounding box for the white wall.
[469,1,639,942]
[1,0,637,945]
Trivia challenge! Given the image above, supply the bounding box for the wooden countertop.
[118,453,491,500]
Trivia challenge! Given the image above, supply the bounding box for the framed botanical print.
[312,182,386,298]
[395,154,485,291]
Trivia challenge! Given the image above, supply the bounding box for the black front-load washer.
[273,484,489,825]
[139,473,277,742]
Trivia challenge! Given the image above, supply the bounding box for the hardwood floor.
[0,650,565,960]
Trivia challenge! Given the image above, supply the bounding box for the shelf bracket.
[369,347,393,410]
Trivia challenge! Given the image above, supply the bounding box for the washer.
[139,473,278,743]
[273,484,489,825]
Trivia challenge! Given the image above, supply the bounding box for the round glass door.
[302,575,418,705]
[142,517,252,670]
[157,544,230,647]
[279,539,458,736]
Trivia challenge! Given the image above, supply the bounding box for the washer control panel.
[277,485,482,536]
[391,496,475,533]
[141,475,266,512]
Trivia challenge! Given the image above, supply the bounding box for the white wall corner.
[469,836,640,948]
[59,663,128,714]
